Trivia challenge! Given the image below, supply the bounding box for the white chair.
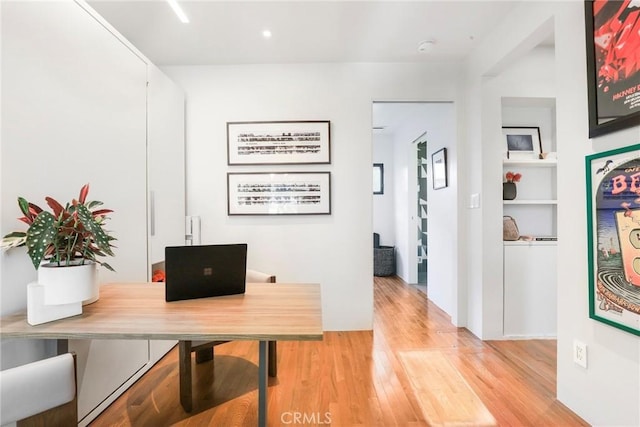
[0,353,77,427]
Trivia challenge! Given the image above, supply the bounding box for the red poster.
[586,0,640,136]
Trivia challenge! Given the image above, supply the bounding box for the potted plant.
[1,184,115,305]
[503,171,522,200]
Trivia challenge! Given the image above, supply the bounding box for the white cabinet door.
[71,339,149,421]
[2,3,149,424]
[147,65,185,358]
[147,64,186,266]
[504,244,557,337]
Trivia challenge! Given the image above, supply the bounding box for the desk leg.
[258,340,269,427]
[179,341,193,412]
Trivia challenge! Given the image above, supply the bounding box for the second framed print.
[228,172,331,215]
[227,121,331,165]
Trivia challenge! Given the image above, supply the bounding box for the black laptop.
[165,244,247,302]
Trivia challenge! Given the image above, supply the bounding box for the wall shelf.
[503,158,557,167]
[501,100,558,339]
[503,240,557,246]
[503,199,557,205]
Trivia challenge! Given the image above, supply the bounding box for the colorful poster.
[586,0,640,136]
[587,144,640,336]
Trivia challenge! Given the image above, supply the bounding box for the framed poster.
[502,126,542,159]
[586,143,640,336]
[584,1,640,138]
[227,121,331,165]
[431,148,448,190]
[227,172,331,215]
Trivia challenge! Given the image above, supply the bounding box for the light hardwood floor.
[89,276,587,426]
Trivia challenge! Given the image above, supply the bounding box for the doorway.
[372,102,432,285]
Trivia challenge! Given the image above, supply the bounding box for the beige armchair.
[178,269,277,412]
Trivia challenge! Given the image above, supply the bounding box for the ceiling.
[87,0,521,66]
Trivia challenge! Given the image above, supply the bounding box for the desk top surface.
[0,283,323,341]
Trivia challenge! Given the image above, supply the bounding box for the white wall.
[373,133,395,246]
[464,2,640,425]
[468,44,556,340]
[554,4,640,425]
[474,52,558,339]
[385,103,456,318]
[424,104,456,318]
[162,63,459,330]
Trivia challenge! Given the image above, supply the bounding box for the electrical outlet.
[573,339,587,368]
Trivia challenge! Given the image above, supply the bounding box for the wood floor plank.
[89,275,588,427]
[399,350,497,426]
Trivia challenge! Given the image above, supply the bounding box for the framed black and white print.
[432,148,448,190]
[585,1,640,138]
[502,126,542,159]
[227,121,331,165]
[227,172,331,215]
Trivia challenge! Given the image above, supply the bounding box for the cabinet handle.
[150,191,155,237]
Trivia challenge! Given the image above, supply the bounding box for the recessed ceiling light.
[262,30,272,39]
[166,0,189,23]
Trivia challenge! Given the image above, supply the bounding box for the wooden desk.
[0,282,323,427]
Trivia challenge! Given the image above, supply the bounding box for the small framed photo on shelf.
[227,172,331,215]
[502,126,542,159]
[227,121,331,165]
[431,148,448,190]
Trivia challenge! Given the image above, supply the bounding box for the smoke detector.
[418,40,436,53]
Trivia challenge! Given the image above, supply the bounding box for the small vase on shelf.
[503,182,517,200]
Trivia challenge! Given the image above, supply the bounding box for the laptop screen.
[164,244,247,302]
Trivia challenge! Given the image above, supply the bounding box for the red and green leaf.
[28,203,43,216]
[25,211,57,269]
[18,197,31,219]
[76,204,113,256]
[91,209,113,217]
[78,183,89,204]
[0,231,27,249]
[18,216,32,225]
[45,197,65,219]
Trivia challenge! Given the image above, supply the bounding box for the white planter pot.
[27,282,82,325]
[37,261,98,305]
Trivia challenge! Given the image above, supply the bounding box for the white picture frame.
[227,121,331,165]
[227,172,331,215]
